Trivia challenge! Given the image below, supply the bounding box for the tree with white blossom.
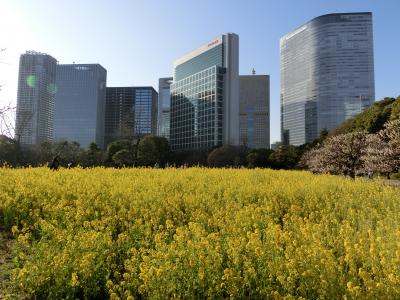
[303,131,367,178]
[363,119,400,178]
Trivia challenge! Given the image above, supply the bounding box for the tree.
[363,119,400,178]
[246,148,274,168]
[32,141,84,167]
[300,146,324,173]
[0,103,15,138]
[81,143,105,167]
[106,139,132,161]
[55,141,83,166]
[331,97,397,136]
[172,150,209,167]
[317,128,329,143]
[246,152,258,168]
[14,110,33,145]
[390,96,400,120]
[207,145,247,167]
[0,135,18,166]
[137,135,171,166]
[303,131,367,178]
[268,145,301,169]
[112,149,134,167]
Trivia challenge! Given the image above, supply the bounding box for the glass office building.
[239,75,270,149]
[170,33,239,151]
[157,77,173,140]
[280,12,375,145]
[54,64,107,148]
[15,51,57,145]
[105,87,158,146]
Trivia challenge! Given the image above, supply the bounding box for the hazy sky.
[1,0,399,143]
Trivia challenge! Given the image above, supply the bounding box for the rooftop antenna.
[252,68,256,75]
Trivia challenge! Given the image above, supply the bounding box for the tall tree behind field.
[303,132,367,178]
[331,97,399,136]
[363,119,400,178]
[137,135,171,167]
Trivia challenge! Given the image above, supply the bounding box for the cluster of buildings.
[15,12,375,151]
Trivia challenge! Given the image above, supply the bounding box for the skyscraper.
[105,87,158,147]
[239,75,270,149]
[170,33,239,151]
[54,64,107,148]
[280,12,375,145]
[157,77,173,140]
[15,51,57,145]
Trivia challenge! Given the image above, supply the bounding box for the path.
[0,231,16,299]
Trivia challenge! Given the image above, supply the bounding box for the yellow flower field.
[1,167,400,299]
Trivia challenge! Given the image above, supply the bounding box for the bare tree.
[0,103,16,138]
[111,103,147,163]
[0,49,19,140]
[14,110,33,144]
[117,108,135,140]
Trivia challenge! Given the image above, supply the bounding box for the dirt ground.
[0,231,16,299]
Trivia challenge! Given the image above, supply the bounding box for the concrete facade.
[157,77,173,140]
[15,51,57,145]
[239,75,270,149]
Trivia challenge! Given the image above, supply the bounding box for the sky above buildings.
[0,0,399,143]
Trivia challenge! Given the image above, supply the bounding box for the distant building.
[270,142,282,151]
[15,51,57,145]
[157,77,173,140]
[105,87,158,147]
[170,33,239,151]
[280,12,375,145]
[239,75,270,149]
[54,64,107,148]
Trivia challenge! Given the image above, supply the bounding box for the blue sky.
[1,0,399,143]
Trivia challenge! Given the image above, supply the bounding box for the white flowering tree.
[303,131,367,178]
[363,119,400,178]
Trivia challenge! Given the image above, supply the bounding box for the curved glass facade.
[280,12,375,145]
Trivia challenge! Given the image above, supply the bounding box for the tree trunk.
[134,137,140,163]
